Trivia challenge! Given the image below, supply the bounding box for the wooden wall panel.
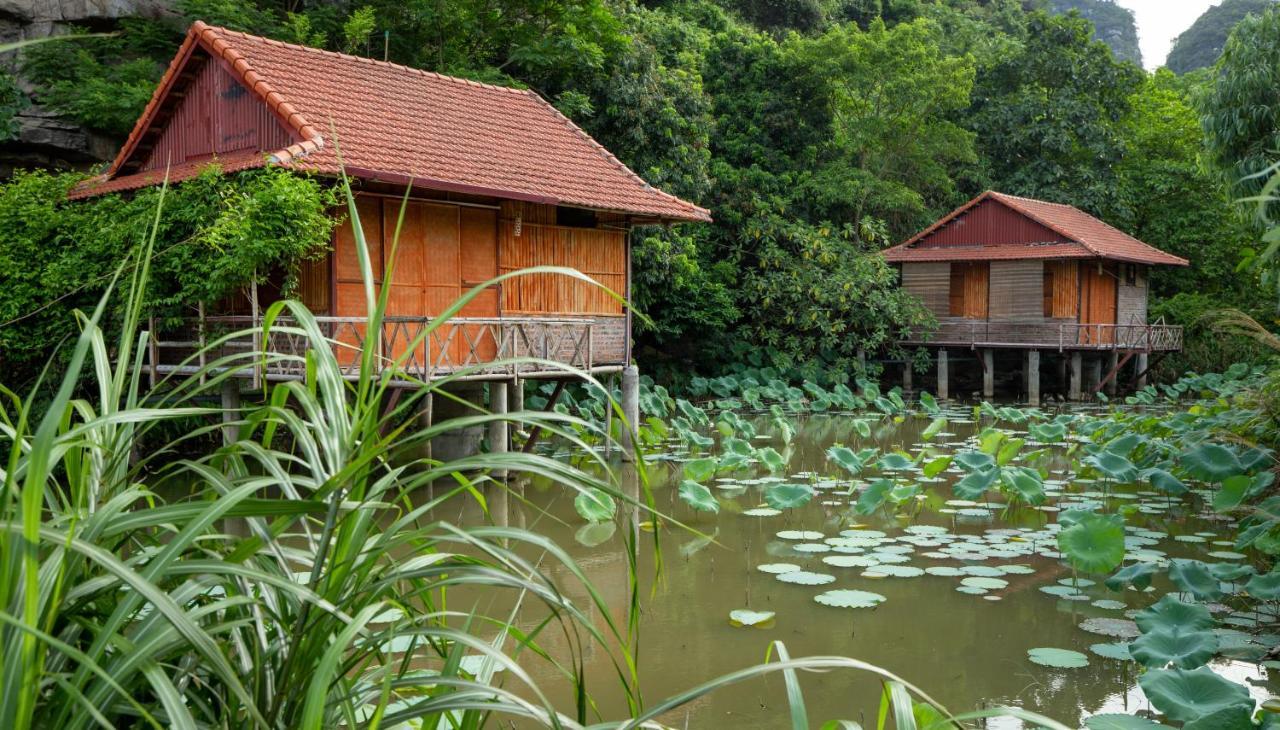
[989,260,1043,320]
[1043,261,1079,319]
[297,256,330,315]
[900,262,949,316]
[1080,262,1117,325]
[499,221,626,316]
[949,262,989,319]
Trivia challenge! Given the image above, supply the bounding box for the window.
[1043,261,1079,319]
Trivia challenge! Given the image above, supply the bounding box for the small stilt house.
[882,191,1188,403]
[72,21,710,388]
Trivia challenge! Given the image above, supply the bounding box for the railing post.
[148,316,158,389]
[250,277,261,390]
[197,301,207,385]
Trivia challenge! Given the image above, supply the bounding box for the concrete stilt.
[1087,357,1103,397]
[1026,350,1041,407]
[1069,352,1083,401]
[1105,351,1120,396]
[1136,352,1150,389]
[937,349,949,400]
[620,365,640,462]
[220,379,241,447]
[509,377,524,414]
[982,349,995,400]
[488,382,508,480]
[902,361,913,394]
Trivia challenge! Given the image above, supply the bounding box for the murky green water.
[448,404,1278,728]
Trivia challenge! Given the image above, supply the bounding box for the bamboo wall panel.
[139,57,293,172]
[459,207,499,360]
[334,196,383,367]
[900,263,950,316]
[1117,264,1148,325]
[1043,261,1079,319]
[989,260,1043,320]
[919,199,1069,248]
[499,222,626,316]
[297,256,330,314]
[949,262,989,319]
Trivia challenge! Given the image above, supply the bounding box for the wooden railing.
[149,315,624,384]
[902,319,1183,352]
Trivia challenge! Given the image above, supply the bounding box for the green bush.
[0,166,337,389]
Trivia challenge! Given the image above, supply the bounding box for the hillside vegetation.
[1167,0,1277,74]
[1045,0,1141,65]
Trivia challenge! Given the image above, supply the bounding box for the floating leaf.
[1084,714,1169,729]
[1027,647,1089,668]
[776,571,836,586]
[1080,617,1141,639]
[574,521,616,547]
[765,483,815,510]
[1089,643,1134,661]
[1058,512,1126,574]
[1131,628,1219,669]
[729,610,775,628]
[814,589,887,609]
[678,480,720,513]
[574,488,616,523]
[1137,667,1252,723]
[757,563,801,574]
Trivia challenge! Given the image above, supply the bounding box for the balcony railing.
[901,320,1183,352]
[147,314,625,386]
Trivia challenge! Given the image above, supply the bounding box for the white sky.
[1116,0,1221,69]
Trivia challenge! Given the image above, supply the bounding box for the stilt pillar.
[1026,350,1041,407]
[220,379,241,447]
[1069,352,1082,401]
[1105,351,1120,396]
[509,377,524,414]
[937,349,949,400]
[1136,352,1150,389]
[620,365,640,462]
[982,349,995,400]
[1088,357,1103,397]
[488,382,508,479]
[902,361,913,393]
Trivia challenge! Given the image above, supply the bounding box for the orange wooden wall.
[499,202,626,316]
[1080,262,1117,326]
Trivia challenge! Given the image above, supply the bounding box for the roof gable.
[73,22,710,223]
[882,191,1188,267]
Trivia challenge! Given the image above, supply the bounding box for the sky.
[1116,0,1219,69]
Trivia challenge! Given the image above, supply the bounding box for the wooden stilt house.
[882,191,1189,401]
[71,21,710,386]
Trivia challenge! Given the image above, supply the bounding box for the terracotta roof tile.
[883,191,1188,266]
[72,22,710,222]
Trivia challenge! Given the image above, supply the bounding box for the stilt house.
[882,191,1188,402]
[72,21,710,387]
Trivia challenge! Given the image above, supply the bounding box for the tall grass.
[0,176,1066,729]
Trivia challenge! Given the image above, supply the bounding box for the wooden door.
[458,207,499,364]
[1079,261,1117,345]
[948,262,989,319]
[333,195,382,369]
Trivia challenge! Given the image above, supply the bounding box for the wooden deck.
[148,314,627,386]
[902,320,1183,352]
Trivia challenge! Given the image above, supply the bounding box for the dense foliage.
[0,167,336,387]
[10,0,1280,379]
[1166,0,1277,75]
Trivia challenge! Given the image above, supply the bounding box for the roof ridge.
[522,90,710,218]
[199,22,534,96]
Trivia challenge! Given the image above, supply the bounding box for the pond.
[446,401,1279,728]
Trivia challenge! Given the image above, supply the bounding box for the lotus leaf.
[757,563,801,574]
[1137,666,1252,722]
[1106,562,1158,592]
[856,479,895,515]
[1180,443,1244,483]
[1027,647,1089,668]
[1168,559,1225,602]
[814,589,886,608]
[1058,512,1126,574]
[955,451,996,472]
[678,480,720,513]
[743,507,783,517]
[1090,642,1134,661]
[1247,570,1280,600]
[574,488,617,523]
[728,610,776,628]
[875,452,914,471]
[922,417,948,441]
[1080,617,1141,638]
[1213,474,1253,512]
[827,446,865,475]
[777,530,824,541]
[574,522,616,547]
[1086,452,1139,483]
[776,571,835,586]
[922,455,953,478]
[683,457,719,482]
[765,483,815,510]
[1131,627,1219,669]
[953,468,999,500]
[757,447,787,473]
[1135,595,1217,634]
[1145,468,1188,496]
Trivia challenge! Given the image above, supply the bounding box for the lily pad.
[574,488,617,523]
[814,589,887,609]
[1027,647,1089,668]
[757,563,801,574]
[776,571,836,586]
[1084,714,1169,729]
[729,610,775,628]
[1080,617,1141,639]
[1090,642,1134,661]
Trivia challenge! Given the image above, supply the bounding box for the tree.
[965,11,1143,219]
[1198,6,1280,199]
[1045,0,1141,66]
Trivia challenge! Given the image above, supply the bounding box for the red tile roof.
[883,191,1188,266]
[72,22,711,223]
